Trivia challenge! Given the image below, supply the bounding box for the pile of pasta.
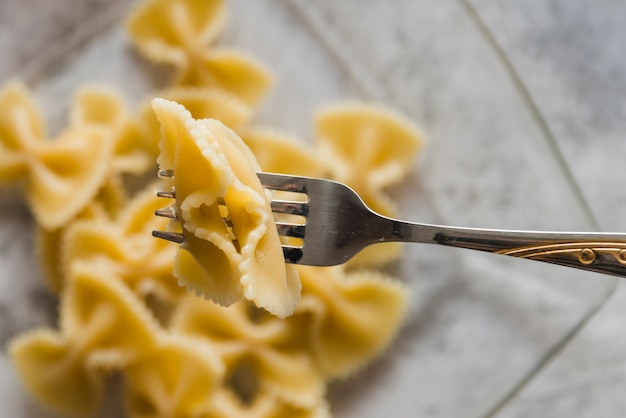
[2,0,424,417]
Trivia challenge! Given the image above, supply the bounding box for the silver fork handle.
[386,220,626,278]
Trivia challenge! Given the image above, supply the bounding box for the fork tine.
[157,190,176,199]
[275,221,306,238]
[158,169,174,178]
[270,200,308,216]
[153,169,181,243]
[155,207,177,219]
[152,230,184,243]
[257,172,374,266]
[282,246,304,263]
[257,172,307,193]
[153,172,311,265]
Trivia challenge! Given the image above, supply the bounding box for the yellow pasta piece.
[9,329,104,418]
[62,182,184,301]
[176,48,274,106]
[172,297,325,408]
[0,82,114,229]
[315,103,423,192]
[124,335,224,418]
[6,0,430,413]
[37,174,126,293]
[125,0,226,64]
[153,98,300,317]
[70,85,155,174]
[207,389,330,418]
[60,263,160,359]
[296,266,408,379]
[85,172,128,220]
[315,103,423,267]
[241,128,327,177]
[126,0,272,105]
[9,263,159,417]
[140,86,252,145]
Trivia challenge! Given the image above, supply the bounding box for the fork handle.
[388,220,626,277]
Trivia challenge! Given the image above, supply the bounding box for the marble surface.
[1,0,626,417]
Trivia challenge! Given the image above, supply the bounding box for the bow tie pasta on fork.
[152,99,300,318]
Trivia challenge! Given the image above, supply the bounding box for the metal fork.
[154,171,626,278]
[256,172,626,277]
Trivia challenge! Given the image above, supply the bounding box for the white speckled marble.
[0,1,625,417]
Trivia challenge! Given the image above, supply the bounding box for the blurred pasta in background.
[0,0,424,416]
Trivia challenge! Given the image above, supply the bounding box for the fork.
[154,172,626,278]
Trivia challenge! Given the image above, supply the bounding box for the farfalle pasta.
[7,0,424,415]
[179,48,274,105]
[153,98,300,318]
[0,81,113,229]
[126,0,272,105]
[61,182,183,301]
[172,297,325,408]
[36,174,127,293]
[241,129,327,178]
[32,86,133,293]
[296,266,408,379]
[315,103,423,196]
[9,263,160,417]
[10,328,104,417]
[125,0,226,64]
[70,85,156,175]
[124,335,224,418]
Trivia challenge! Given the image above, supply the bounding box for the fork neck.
[370,215,436,245]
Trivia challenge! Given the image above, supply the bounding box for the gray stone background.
[1,0,626,417]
